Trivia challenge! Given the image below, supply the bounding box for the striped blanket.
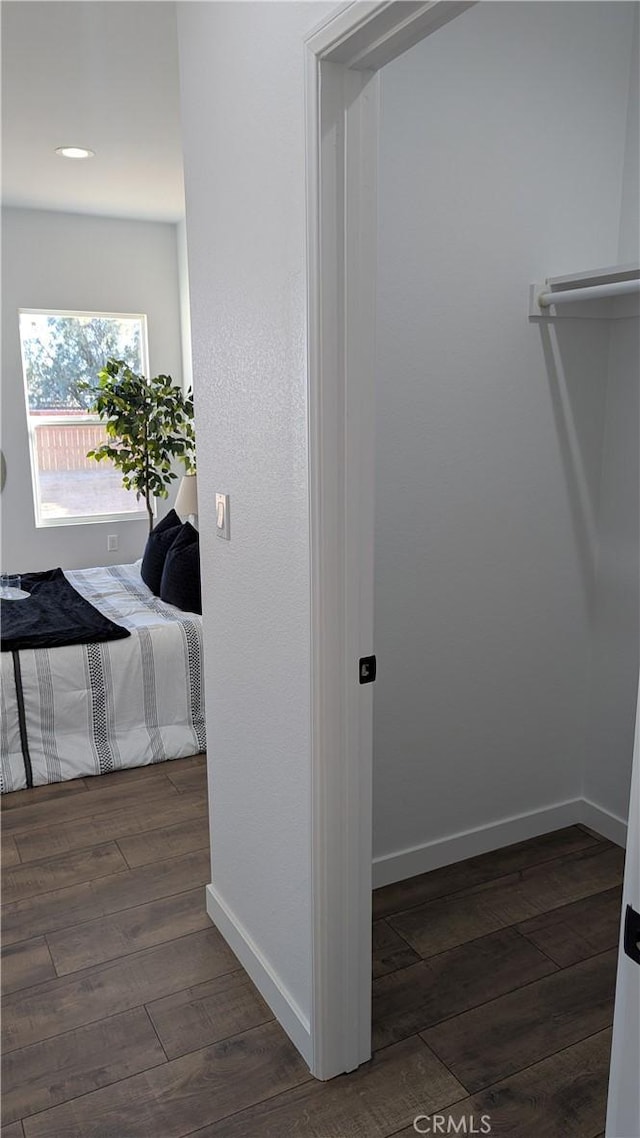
[0,563,206,792]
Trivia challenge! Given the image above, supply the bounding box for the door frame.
[606,674,640,1136]
[304,0,476,1080]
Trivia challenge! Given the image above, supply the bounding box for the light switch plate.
[216,493,230,540]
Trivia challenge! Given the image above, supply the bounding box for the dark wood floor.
[1,755,624,1137]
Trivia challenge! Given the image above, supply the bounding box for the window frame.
[19,308,151,528]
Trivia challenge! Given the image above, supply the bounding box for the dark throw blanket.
[1,568,130,651]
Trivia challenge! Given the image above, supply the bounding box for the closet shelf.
[529,263,640,319]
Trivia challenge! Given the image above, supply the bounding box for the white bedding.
[0,562,206,792]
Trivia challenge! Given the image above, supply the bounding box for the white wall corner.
[205,883,312,1069]
[176,218,194,395]
[580,798,628,848]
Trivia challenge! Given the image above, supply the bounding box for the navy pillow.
[141,509,182,596]
[160,522,201,614]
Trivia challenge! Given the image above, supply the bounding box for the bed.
[0,562,206,793]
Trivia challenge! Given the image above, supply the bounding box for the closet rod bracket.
[529,264,640,320]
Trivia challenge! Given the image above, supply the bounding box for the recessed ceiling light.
[55,146,95,159]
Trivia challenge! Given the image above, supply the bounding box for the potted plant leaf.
[82,358,196,532]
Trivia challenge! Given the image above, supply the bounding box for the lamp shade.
[175,473,198,519]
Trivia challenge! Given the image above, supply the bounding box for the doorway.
[305,0,639,1090]
[306,0,480,1080]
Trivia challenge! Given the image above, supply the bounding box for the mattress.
[0,562,206,792]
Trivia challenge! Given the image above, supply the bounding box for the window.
[19,310,149,526]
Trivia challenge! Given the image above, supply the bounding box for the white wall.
[176,0,637,1058]
[584,321,640,822]
[176,217,193,394]
[373,2,636,866]
[617,6,640,265]
[584,9,640,823]
[1,207,184,572]
[177,1,333,1033]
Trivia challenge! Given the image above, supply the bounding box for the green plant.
[82,358,196,532]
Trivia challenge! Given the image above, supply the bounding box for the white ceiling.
[1,1,185,223]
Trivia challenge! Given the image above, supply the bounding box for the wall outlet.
[107,535,119,552]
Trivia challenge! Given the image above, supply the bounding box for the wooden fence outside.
[33,421,108,473]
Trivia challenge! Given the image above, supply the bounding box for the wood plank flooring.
[1,756,624,1137]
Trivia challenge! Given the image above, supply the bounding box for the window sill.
[35,512,149,529]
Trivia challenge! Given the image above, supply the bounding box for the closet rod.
[537,278,640,307]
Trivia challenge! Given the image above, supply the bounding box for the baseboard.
[205,882,312,1068]
[580,798,628,848]
[206,799,627,1059]
[371,797,625,889]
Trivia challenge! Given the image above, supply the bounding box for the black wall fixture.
[623,904,640,966]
